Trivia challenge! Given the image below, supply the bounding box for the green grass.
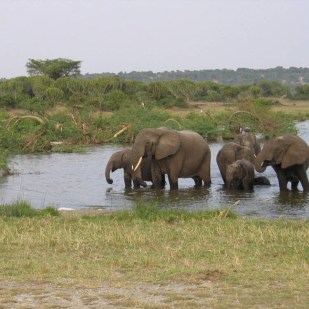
[0,202,308,308]
[0,201,59,217]
[90,202,238,223]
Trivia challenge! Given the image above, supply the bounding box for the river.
[1,121,309,219]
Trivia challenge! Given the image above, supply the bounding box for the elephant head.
[216,142,255,184]
[226,159,254,190]
[130,127,181,186]
[234,132,261,156]
[255,135,309,173]
[105,149,131,185]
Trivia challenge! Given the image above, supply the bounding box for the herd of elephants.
[105,127,309,193]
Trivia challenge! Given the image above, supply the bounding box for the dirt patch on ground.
[0,279,220,308]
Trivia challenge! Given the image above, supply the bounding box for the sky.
[1,0,309,79]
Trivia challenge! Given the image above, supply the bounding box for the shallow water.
[1,121,309,219]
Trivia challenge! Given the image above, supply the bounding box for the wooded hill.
[84,67,309,86]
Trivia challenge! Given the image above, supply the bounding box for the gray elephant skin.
[216,142,255,184]
[226,159,255,190]
[130,127,211,190]
[233,132,261,155]
[255,134,309,191]
[105,149,165,189]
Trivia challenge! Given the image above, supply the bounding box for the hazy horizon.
[1,0,309,79]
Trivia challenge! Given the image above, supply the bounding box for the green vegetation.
[0,64,308,173]
[0,202,308,307]
[0,201,59,217]
[26,58,81,80]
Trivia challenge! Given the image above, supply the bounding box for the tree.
[26,58,81,80]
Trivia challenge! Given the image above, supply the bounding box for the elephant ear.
[155,130,180,160]
[281,137,309,168]
[121,151,130,167]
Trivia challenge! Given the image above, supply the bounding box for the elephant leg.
[243,179,254,190]
[151,176,163,189]
[150,163,164,189]
[133,180,140,189]
[200,155,211,187]
[293,165,309,192]
[273,166,288,191]
[124,173,133,188]
[168,174,178,190]
[193,176,203,188]
[150,175,161,189]
[291,179,299,191]
[160,173,166,188]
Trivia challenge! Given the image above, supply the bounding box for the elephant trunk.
[105,161,114,184]
[254,154,267,173]
[226,175,234,190]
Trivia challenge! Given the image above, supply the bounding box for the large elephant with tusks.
[130,127,211,190]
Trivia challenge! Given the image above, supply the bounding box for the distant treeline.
[84,67,309,86]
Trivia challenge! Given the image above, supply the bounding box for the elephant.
[105,149,165,189]
[255,134,309,191]
[130,127,211,190]
[216,142,255,184]
[226,159,255,190]
[233,132,261,156]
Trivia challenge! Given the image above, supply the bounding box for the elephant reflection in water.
[255,134,309,192]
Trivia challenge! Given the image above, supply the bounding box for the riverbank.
[0,204,308,308]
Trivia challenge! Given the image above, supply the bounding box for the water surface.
[1,121,309,219]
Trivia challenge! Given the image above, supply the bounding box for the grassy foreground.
[0,202,308,308]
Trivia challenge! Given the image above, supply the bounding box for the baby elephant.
[105,149,165,189]
[226,159,255,191]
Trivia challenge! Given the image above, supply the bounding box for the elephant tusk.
[133,156,143,172]
[261,161,264,167]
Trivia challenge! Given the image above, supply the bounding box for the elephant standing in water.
[226,159,255,191]
[105,149,165,189]
[255,134,309,191]
[216,141,270,188]
[130,127,211,190]
[216,142,255,184]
